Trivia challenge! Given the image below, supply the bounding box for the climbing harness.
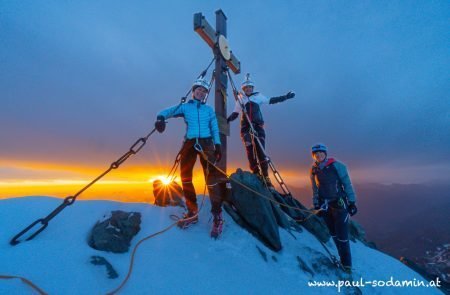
[10,57,218,246]
[6,55,339,295]
[192,127,343,269]
[10,128,157,246]
[226,69,291,195]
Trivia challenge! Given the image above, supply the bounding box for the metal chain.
[166,148,182,182]
[201,70,216,104]
[10,128,157,246]
[194,149,341,266]
[181,56,216,103]
[227,72,266,186]
[10,57,218,246]
[196,148,317,215]
[226,69,292,196]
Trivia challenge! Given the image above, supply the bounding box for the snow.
[0,196,443,294]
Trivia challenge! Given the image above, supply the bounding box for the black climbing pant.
[241,125,269,177]
[322,202,352,267]
[180,138,224,215]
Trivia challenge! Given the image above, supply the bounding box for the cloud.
[0,1,449,184]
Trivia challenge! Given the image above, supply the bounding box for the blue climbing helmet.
[311,143,328,154]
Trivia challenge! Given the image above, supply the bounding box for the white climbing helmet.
[192,77,210,91]
[241,73,255,90]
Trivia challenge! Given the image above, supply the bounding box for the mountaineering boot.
[178,209,198,229]
[210,212,224,239]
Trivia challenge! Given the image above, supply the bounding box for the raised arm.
[269,91,295,104]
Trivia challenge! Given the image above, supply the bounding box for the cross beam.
[193,10,241,173]
[194,12,241,74]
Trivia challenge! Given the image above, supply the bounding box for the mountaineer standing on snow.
[154,77,225,238]
[227,73,295,186]
[309,143,358,273]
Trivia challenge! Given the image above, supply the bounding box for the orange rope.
[200,153,319,216]
[107,186,208,294]
[105,221,179,295]
[0,275,48,295]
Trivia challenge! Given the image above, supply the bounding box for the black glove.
[286,91,295,99]
[348,202,357,216]
[227,112,239,123]
[155,115,166,133]
[269,91,295,104]
[214,144,222,162]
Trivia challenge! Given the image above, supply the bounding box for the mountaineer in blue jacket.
[154,77,224,238]
[310,143,358,273]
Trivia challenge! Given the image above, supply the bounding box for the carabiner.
[193,138,203,152]
[320,200,329,212]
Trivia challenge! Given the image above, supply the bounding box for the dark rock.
[256,245,268,262]
[90,256,119,279]
[226,169,282,251]
[88,210,141,253]
[269,200,292,229]
[153,180,185,208]
[230,169,282,251]
[297,255,315,278]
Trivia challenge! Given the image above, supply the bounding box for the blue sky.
[1,0,449,185]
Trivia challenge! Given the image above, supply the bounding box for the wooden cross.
[194,9,241,173]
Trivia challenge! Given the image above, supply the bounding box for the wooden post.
[193,10,241,174]
[214,10,228,172]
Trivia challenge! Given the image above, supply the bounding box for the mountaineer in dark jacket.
[310,143,358,273]
[227,73,295,186]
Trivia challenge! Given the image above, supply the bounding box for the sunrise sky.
[1,1,449,201]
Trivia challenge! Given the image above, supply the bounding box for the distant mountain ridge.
[289,182,450,289]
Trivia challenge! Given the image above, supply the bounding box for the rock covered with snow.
[152,180,185,208]
[88,210,141,253]
[226,169,290,251]
[0,196,443,295]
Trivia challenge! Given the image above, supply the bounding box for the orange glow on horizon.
[0,160,310,202]
[148,175,174,185]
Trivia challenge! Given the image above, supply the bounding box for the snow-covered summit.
[0,197,442,294]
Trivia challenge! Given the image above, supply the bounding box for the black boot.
[210,212,224,239]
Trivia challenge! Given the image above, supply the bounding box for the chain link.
[10,56,218,246]
[226,69,292,196]
[10,128,157,246]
